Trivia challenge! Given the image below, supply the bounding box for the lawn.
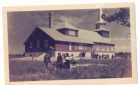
[9,58,132,81]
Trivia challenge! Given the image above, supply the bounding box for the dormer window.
[57,28,78,37]
[69,30,75,36]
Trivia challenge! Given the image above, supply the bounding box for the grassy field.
[9,58,132,81]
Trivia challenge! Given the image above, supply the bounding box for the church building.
[23,9,115,59]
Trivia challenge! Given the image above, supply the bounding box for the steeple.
[95,8,106,30]
[96,8,106,24]
[94,8,110,38]
[99,8,102,19]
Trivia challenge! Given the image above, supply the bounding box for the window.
[69,30,75,36]
[36,40,40,48]
[78,43,84,50]
[106,45,109,51]
[111,46,114,51]
[30,42,33,48]
[69,42,72,51]
[102,44,105,51]
[75,43,77,49]
[44,40,48,47]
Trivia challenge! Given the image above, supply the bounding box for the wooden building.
[23,9,115,58]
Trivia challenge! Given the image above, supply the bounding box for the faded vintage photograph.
[3,3,137,85]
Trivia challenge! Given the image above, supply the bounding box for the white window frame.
[36,40,40,48]
[69,42,72,51]
[44,40,48,47]
[78,43,84,50]
[30,42,33,48]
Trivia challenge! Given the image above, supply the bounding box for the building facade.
[24,9,115,59]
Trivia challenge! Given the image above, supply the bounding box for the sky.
[7,8,131,54]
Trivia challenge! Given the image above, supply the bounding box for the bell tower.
[94,8,109,38]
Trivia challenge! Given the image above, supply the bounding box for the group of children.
[57,53,76,69]
[44,52,76,71]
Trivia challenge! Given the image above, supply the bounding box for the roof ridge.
[54,21,78,30]
[37,26,50,29]
[77,28,95,33]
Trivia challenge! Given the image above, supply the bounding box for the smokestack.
[49,12,54,28]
